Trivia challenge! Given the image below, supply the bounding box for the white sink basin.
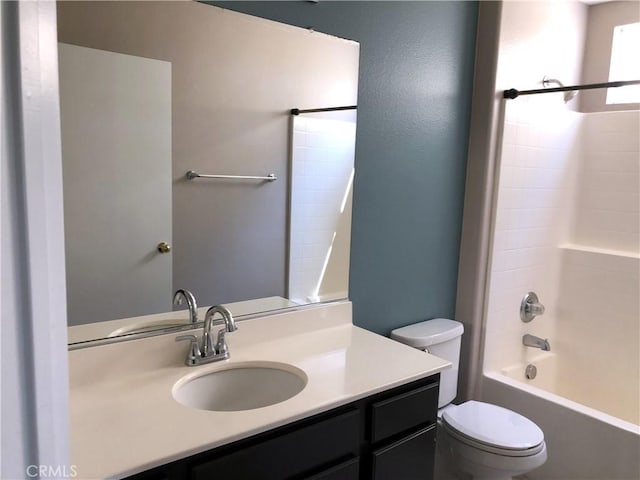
[172,362,307,411]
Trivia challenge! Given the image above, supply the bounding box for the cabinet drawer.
[191,409,360,480]
[371,425,436,480]
[304,457,359,480]
[370,383,438,443]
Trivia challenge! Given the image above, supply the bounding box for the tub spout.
[523,334,550,351]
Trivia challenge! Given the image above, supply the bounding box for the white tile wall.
[485,104,640,424]
[484,98,582,372]
[559,111,639,423]
[483,0,588,377]
[556,246,639,424]
[573,111,640,253]
[288,113,355,304]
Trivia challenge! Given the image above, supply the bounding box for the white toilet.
[391,319,547,480]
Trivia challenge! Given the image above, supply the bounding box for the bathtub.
[482,353,640,479]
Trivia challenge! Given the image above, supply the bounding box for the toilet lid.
[442,401,544,450]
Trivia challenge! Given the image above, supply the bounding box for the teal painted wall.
[212,1,478,335]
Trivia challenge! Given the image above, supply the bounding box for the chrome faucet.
[203,305,237,357]
[522,334,550,351]
[173,289,198,325]
[175,305,237,366]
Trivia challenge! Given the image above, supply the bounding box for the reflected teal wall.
[212,1,478,335]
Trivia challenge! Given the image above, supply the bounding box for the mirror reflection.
[58,1,359,345]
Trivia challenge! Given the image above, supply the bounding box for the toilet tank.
[390,318,464,408]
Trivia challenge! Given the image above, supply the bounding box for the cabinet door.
[370,383,438,443]
[190,409,360,480]
[371,426,436,480]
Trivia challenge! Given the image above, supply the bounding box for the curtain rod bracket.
[503,89,519,99]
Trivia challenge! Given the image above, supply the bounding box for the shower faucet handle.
[520,291,545,323]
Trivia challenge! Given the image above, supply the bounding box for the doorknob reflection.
[157,242,171,254]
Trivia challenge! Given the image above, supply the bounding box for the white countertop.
[68,301,450,479]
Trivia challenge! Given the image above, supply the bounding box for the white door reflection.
[59,43,172,326]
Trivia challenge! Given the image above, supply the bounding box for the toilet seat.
[441,401,545,457]
[441,420,546,457]
[437,425,548,479]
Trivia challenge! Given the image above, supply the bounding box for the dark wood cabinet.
[126,374,439,480]
[369,383,438,443]
[371,426,436,480]
[191,408,360,480]
[305,458,360,480]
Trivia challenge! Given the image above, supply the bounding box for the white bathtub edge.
[484,371,640,435]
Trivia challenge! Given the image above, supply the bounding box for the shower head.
[542,76,577,103]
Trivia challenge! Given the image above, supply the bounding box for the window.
[606,22,640,104]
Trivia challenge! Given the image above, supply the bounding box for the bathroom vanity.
[127,375,439,480]
[68,302,449,479]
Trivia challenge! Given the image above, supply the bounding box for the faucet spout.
[173,289,198,324]
[522,334,550,351]
[205,304,237,333]
[203,305,237,357]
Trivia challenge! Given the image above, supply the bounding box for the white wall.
[454,1,502,400]
[580,1,640,112]
[1,1,69,476]
[495,1,587,99]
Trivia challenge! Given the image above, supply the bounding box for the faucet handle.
[520,291,545,323]
[175,334,201,366]
[527,302,545,316]
[215,328,230,357]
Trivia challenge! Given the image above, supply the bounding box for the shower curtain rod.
[503,79,640,99]
[290,105,357,115]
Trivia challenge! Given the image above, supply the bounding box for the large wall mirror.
[59,1,359,346]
